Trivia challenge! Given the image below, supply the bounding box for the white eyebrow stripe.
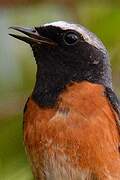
[44,21,107,52]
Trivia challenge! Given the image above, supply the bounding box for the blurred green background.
[0,0,120,179]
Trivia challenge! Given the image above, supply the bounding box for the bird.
[9,21,120,180]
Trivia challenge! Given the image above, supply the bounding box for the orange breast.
[24,81,120,180]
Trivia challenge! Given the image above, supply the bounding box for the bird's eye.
[63,32,79,45]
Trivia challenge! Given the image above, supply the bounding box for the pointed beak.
[9,26,56,46]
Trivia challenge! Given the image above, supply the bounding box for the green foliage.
[0,115,33,180]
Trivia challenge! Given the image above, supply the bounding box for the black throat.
[32,61,77,107]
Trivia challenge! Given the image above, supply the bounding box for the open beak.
[9,26,56,46]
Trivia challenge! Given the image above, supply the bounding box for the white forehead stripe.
[44,21,106,52]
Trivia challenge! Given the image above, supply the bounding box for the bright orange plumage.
[24,82,120,179]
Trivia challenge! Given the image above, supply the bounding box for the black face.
[9,24,112,107]
[32,26,104,68]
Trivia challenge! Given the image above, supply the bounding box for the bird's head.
[9,21,112,107]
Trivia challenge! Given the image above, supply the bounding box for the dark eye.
[63,32,79,45]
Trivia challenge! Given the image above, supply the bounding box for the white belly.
[43,153,93,180]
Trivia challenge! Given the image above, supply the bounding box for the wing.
[105,87,120,131]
